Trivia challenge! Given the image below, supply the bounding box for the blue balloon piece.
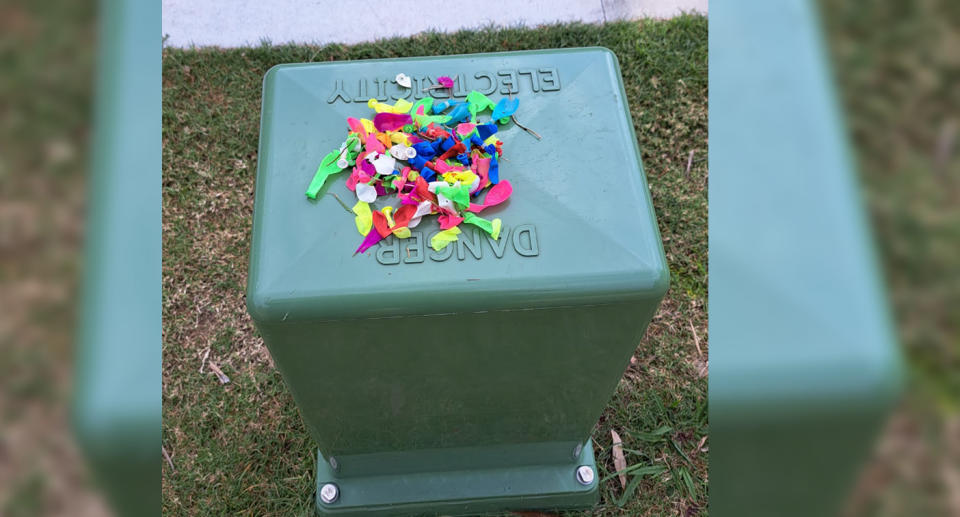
[432,99,454,114]
[491,97,519,121]
[412,142,435,159]
[420,166,437,182]
[456,153,470,165]
[444,103,470,126]
[476,123,498,141]
[440,137,457,152]
[487,156,499,184]
[409,155,429,170]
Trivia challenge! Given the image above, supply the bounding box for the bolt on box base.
[314,440,599,516]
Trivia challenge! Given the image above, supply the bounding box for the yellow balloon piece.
[359,118,376,134]
[430,226,461,251]
[382,206,396,227]
[483,135,501,147]
[367,98,413,114]
[392,227,411,239]
[392,99,413,114]
[352,201,372,236]
[442,171,478,185]
[491,218,502,240]
[388,131,411,146]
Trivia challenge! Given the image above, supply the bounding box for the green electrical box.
[247,48,668,516]
[74,0,159,515]
[710,2,903,515]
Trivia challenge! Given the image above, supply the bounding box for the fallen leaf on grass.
[207,361,230,384]
[692,357,708,378]
[611,429,628,489]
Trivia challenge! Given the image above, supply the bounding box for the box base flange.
[314,439,599,516]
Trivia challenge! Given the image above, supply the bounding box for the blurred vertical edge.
[709,1,903,515]
[72,0,160,515]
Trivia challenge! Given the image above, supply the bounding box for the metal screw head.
[576,465,595,485]
[319,483,339,504]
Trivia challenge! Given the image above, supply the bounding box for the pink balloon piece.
[346,169,360,191]
[437,76,454,89]
[355,150,373,172]
[456,123,476,135]
[364,133,385,154]
[434,160,458,173]
[473,157,490,187]
[355,229,384,254]
[467,180,512,213]
[438,213,463,230]
[373,112,413,132]
[347,117,366,137]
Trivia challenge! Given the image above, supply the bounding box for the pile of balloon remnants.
[305,74,535,255]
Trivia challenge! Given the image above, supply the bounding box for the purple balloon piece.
[355,229,384,254]
[373,112,413,132]
[359,159,377,177]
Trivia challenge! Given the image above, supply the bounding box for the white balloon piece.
[356,182,377,203]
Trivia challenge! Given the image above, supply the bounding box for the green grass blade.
[615,466,667,507]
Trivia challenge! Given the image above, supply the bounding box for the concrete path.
[162,0,707,48]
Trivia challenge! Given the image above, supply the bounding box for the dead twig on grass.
[689,320,702,357]
[207,361,230,384]
[162,445,176,473]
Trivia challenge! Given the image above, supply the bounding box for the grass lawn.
[162,16,708,516]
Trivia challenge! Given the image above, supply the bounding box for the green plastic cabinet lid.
[247,48,668,323]
[247,48,668,516]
